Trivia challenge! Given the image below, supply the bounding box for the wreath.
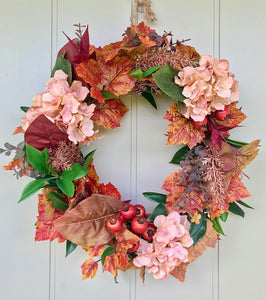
[1,22,260,282]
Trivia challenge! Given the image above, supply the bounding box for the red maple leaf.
[35,192,66,243]
[164,104,205,149]
[81,258,98,280]
[92,98,128,129]
[99,182,122,200]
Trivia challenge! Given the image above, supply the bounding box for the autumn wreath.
[1,23,260,282]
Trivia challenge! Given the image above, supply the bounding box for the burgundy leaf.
[24,114,69,151]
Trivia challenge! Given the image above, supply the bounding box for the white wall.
[0,1,265,300]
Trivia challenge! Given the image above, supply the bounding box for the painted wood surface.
[0,1,265,299]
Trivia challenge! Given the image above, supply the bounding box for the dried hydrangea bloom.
[133,212,193,280]
[21,70,96,144]
[175,54,240,121]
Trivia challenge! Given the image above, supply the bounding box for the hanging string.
[132,0,157,25]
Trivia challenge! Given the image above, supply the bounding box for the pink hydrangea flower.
[21,70,96,144]
[133,212,193,280]
[175,55,240,121]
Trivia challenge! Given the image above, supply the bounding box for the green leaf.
[101,90,118,99]
[51,54,72,84]
[229,202,245,218]
[61,163,89,181]
[220,211,228,222]
[26,144,50,175]
[142,65,161,77]
[66,240,78,257]
[141,91,157,109]
[18,178,46,203]
[211,217,225,235]
[56,177,75,197]
[170,145,190,164]
[101,247,116,265]
[226,138,249,149]
[148,203,167,222]
[129,67,143,80]
[237,200,254,209]
[143,192,167,204]
[83,149,96,168]
[20,106,30,113]
[177,100,182,115]
[189,212,207,245]
[56,163,89,197]
[152,63,186,102]
[48,191,69,210]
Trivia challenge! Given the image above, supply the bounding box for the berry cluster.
[106,204,157,246]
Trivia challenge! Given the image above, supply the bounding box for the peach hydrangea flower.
[21,70,96,144]
[133,212,193,280]
[175,55,240,121]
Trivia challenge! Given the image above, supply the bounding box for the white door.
[0,1,265,299]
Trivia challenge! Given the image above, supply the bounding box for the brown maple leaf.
[188,219,218,262]
[170,263,188,283]
[238,139,260,170]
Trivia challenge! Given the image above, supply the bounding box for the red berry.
[120,204,136,220]
[106,216,123,232]
[116,211,127,223]
[191,117,208,130]
[131,216,148,234]
[214,107,229,121]
[135,204,146,217]
[142,224,156,241]
[127,240,140,252]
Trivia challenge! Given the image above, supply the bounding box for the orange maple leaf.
[83,245,105,257]
[103,227,140,276]
[162,170,205,216]
[76,59,105,102]
[99,56,136,96]
[13,126,24,135]
[81,258,98,280]
[35,191,66,243]
[102,41,124,62]
[2,158,24,171]
[77,55,136,100]
[92,98,128,129]
[104,253,120,277]
[225,176,251,204]
[173,43,200,70]
[164,103,205,149]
